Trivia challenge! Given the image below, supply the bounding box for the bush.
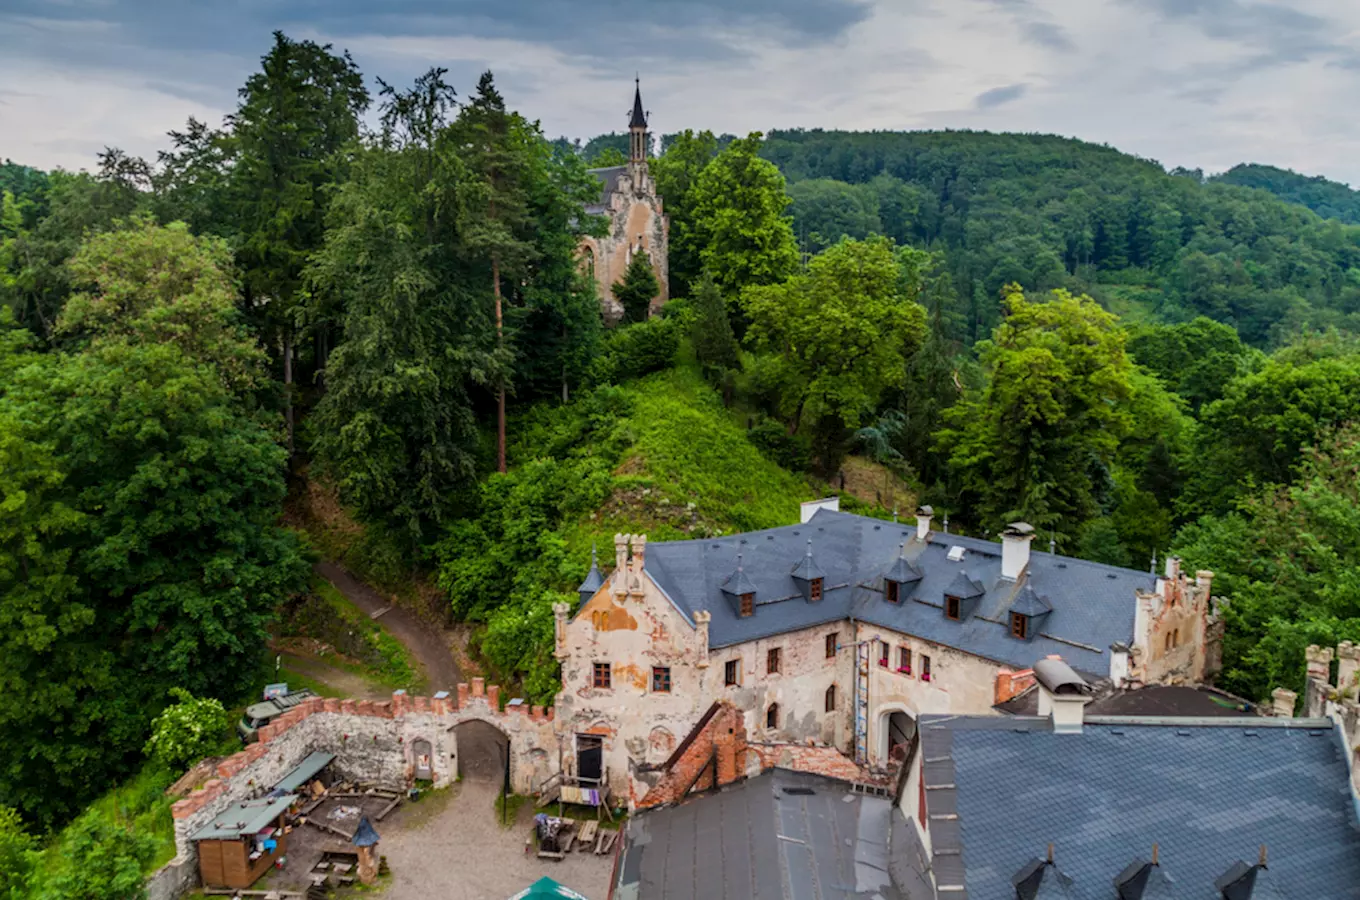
[0,806,35,900]
[31,815,152,900]
[590,317,679,384]
[143,689,230,772]
[747,420,813,472]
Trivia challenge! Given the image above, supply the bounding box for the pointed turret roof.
[944,571,984,600]
[790,539,825,583]
[721,554,757,598]
[1010,582,1053,617]
[630,79,647,129]
[884,542,924,585]
[352,815,380,847]
[578,543,605,598]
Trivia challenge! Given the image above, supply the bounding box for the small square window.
[886,581,900,604]
[725,659,740,686]
[767,647,782,675]
[825,633,837,659]
[740,593,755,617]
[592,662,611,690]
[652,666,671,693]
[1010,613,1028,639]
[810,578,823,602]
[945,596,960,620]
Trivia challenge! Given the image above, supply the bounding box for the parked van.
[237,688,318,743]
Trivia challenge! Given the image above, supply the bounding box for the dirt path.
[313,561,463,695]
[279,651,390,701]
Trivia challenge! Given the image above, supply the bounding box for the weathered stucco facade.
[555,522,1225,803]
[580,83,668,324]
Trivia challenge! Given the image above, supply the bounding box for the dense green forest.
[1212,162,1360,225]
[6,32,1360,895]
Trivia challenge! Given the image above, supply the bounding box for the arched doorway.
[879,709,917,765]
[452,719,510,783]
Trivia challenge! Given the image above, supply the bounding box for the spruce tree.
[690,270,739,374]
[613,251,659,324]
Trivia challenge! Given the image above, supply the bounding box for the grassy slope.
[562,365,817,549]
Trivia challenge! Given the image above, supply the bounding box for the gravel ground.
[377,780,615,900]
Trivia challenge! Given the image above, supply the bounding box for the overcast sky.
[5,0,1360,184]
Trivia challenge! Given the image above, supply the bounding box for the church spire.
[629,77,648,164]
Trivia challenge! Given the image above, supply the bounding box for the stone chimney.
[915,505,933,542]
[631,534,647,572]
[1164,555,1181,581]
[1270,687,1297,718]
[552,602,570,661]
[614,533,629,595]
[1034,656,1091,734]
[695,610,711,668]
[1001,522,1035,581]
[1108,642,1131,687]
[1305,644,1335,717]
[1306,644,1334,682]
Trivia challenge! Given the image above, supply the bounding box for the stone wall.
[162,681,558,900]
[581,162,669,324]
[145,857,196,900]
[1135,558,1219,685]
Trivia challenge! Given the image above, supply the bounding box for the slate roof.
[585,165,626,214]
[630,82,648,129]
[613,768,901,900]
[917,714,1360,899]
[996,683,1256,717]
[642,509,1153,675]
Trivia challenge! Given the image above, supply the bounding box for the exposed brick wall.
[995,668,1036,705]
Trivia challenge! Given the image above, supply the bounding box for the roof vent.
[947,545,966,563]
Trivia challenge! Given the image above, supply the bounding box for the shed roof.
[917,714,1360,898]
[191,794,296,841]
[643,509,1152,674]
[272,751,335,793]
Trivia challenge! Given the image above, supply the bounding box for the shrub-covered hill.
[436,365,818,702]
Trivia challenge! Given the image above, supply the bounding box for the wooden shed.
[191,794,296,889]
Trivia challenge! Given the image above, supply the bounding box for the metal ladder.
[854,640,869,764]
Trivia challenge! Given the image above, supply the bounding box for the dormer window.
[1007,582,1051,642]
[942,571,984,621]
[790,539,826,603]
[740,593,754,617]
[722,553,758,618]
[882,543,923,604]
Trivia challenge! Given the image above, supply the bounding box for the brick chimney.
[1001,522,1035,581]
[915,505,933,542]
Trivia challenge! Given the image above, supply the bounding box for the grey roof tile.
[644,509,1152,675]
[923,715,1360,899]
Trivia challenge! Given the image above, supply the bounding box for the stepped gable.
[642,508,1152,675]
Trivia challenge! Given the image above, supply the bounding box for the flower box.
[878,658,890,668]
[921,673,932,682]
[896,666,913,675]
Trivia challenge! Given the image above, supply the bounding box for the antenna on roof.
[942,513,949,534]
[591,541,598,566]
[1150,548,1157,575]
[892,507,898,523]
[1049,533,1056,555]
[1046,842,1054,864]
[805,538,813,558]
[1259,844,1268,867]
[1151,843,1159,866]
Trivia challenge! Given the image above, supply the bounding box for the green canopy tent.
[508,876,591,899]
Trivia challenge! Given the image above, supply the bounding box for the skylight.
[947,546,966,562]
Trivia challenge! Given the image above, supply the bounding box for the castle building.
[580,81,669,324]
[553,504,1224,803]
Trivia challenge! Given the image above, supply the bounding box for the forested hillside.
[7,33,1360,893]
[760,129,1360,346]
[1212,163,1360,225]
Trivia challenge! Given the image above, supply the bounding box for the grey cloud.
[975,83,1028,108]
[979,0,1073,50]
[1123,0,1341,67]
